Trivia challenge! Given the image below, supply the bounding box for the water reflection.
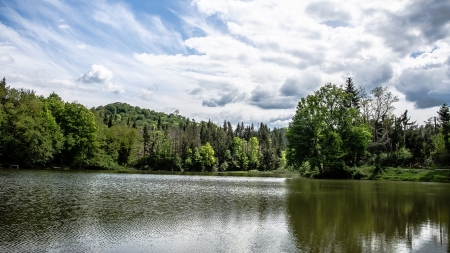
[286,179,450,253]
[1,171,449,252]
[0,171,295,253]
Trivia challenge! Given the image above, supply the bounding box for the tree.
[143,124,150,167]
[437,103,450,152]
[200,142,215,171]
[248,137,260,170]
[232,137,248,171]
[0,88,63,167]
[365,87,399,171]
[59,102,98,168]
[0,77,6,103]
[286,83,371,175]
[344,77,359,109]
[108,116,113,128]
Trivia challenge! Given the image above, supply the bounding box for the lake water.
[0,170,449,253]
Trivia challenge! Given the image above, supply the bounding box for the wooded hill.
[0,78,287,171]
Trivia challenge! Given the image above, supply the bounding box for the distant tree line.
[1,76,449,177]
[94,102,287,172]
[0,78,286,171]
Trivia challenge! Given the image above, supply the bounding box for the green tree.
[286,83,371,176]
[232,137,248,171]
[248,137,260,170]
[200,142,215,171]
[59,102,98,168]
[0,88,63,167]
[437,103,450,152]
[344,77,359,109]
[143,124,150,167]
[0,77,6,103]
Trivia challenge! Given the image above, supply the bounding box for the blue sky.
[1,0,450,127]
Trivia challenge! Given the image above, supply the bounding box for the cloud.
[0,51,15,64]
[2,0,450,127]
[306,1,351,24]
[353,62,393,91]
[279,74,321,97]
[396,67,450,108]
[367,0,450,55]
[106,82,125,94]
[250,86,296,109]
[76,44,87,49]
[78,64,113,84]
[140,89,153,100]
[58,24,70,30]
[201,86,245,107]
[189,87,203,95]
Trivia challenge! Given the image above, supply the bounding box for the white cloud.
[58,24,70,30]
[106,82,125,94]
[78,64,113,84]
[76,43,87,49]
[0,50,15,64]
[1,0,450,127]
[140,88,153,101]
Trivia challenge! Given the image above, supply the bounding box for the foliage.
[1,77,450,181]
[200,142,215,171]
[286,83,371,176]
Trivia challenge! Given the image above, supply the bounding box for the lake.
[0,170,449,252]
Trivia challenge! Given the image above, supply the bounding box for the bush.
[395,147,413,166]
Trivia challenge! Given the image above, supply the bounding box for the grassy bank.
[351,166,450,183]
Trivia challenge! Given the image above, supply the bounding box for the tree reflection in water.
[286,179,450,253]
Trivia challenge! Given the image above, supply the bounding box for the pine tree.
[438,103,450,151]
[0,77,6,103]
[344,77,360,109]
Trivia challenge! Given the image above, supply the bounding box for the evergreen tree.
[438,103,450,152]
[344,77,360,109]
[0,77,7,103]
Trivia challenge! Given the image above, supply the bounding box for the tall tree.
[437,103,450,152]
[0,77,6,103]
[286,83,371,175]
[143,124,150,167]
[59,102,98,168]
[344,77,360,109]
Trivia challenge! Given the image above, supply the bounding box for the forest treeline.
[1,77,449,177]
[0,78,286,171]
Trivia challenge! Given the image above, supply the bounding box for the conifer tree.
[344,77,360,109]
[438,103,450,152]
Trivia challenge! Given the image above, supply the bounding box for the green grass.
[351,166,450,182]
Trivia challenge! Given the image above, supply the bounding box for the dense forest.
[0,77,449,178]
[0,78,286,171]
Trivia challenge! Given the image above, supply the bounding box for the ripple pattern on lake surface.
[0,171,295,253]
[0,171,449,253]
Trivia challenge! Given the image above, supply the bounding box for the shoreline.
[1,167,450,182]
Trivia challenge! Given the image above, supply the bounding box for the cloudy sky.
[0,0,449,127]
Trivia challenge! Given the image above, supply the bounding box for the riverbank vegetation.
[286,77,450,180]
[1,77,449,181]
